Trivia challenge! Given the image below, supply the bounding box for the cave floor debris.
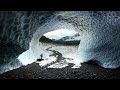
[0,62,120,79]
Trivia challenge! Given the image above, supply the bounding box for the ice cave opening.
[18,29,82,69]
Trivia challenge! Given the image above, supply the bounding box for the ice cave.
[0,11,120,75]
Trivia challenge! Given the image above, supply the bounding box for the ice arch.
[27,17,81,65]
[28,11,120,69]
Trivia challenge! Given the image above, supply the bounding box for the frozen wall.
[0,11,56,73]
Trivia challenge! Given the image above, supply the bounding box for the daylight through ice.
[18,29,81,68]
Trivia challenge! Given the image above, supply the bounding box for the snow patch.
[37,56,56,67]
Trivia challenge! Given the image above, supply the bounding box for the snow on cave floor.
[18,42,81,69]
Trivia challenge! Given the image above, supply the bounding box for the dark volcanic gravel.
[0,62,120,79]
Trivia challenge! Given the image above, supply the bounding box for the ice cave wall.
[0,11,56,49]
[0,11,56,67]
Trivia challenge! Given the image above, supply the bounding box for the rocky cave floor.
[0,61,120,79]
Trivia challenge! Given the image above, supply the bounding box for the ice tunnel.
[0,11,120,74]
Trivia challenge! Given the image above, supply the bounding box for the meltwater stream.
[18,42,81,69]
